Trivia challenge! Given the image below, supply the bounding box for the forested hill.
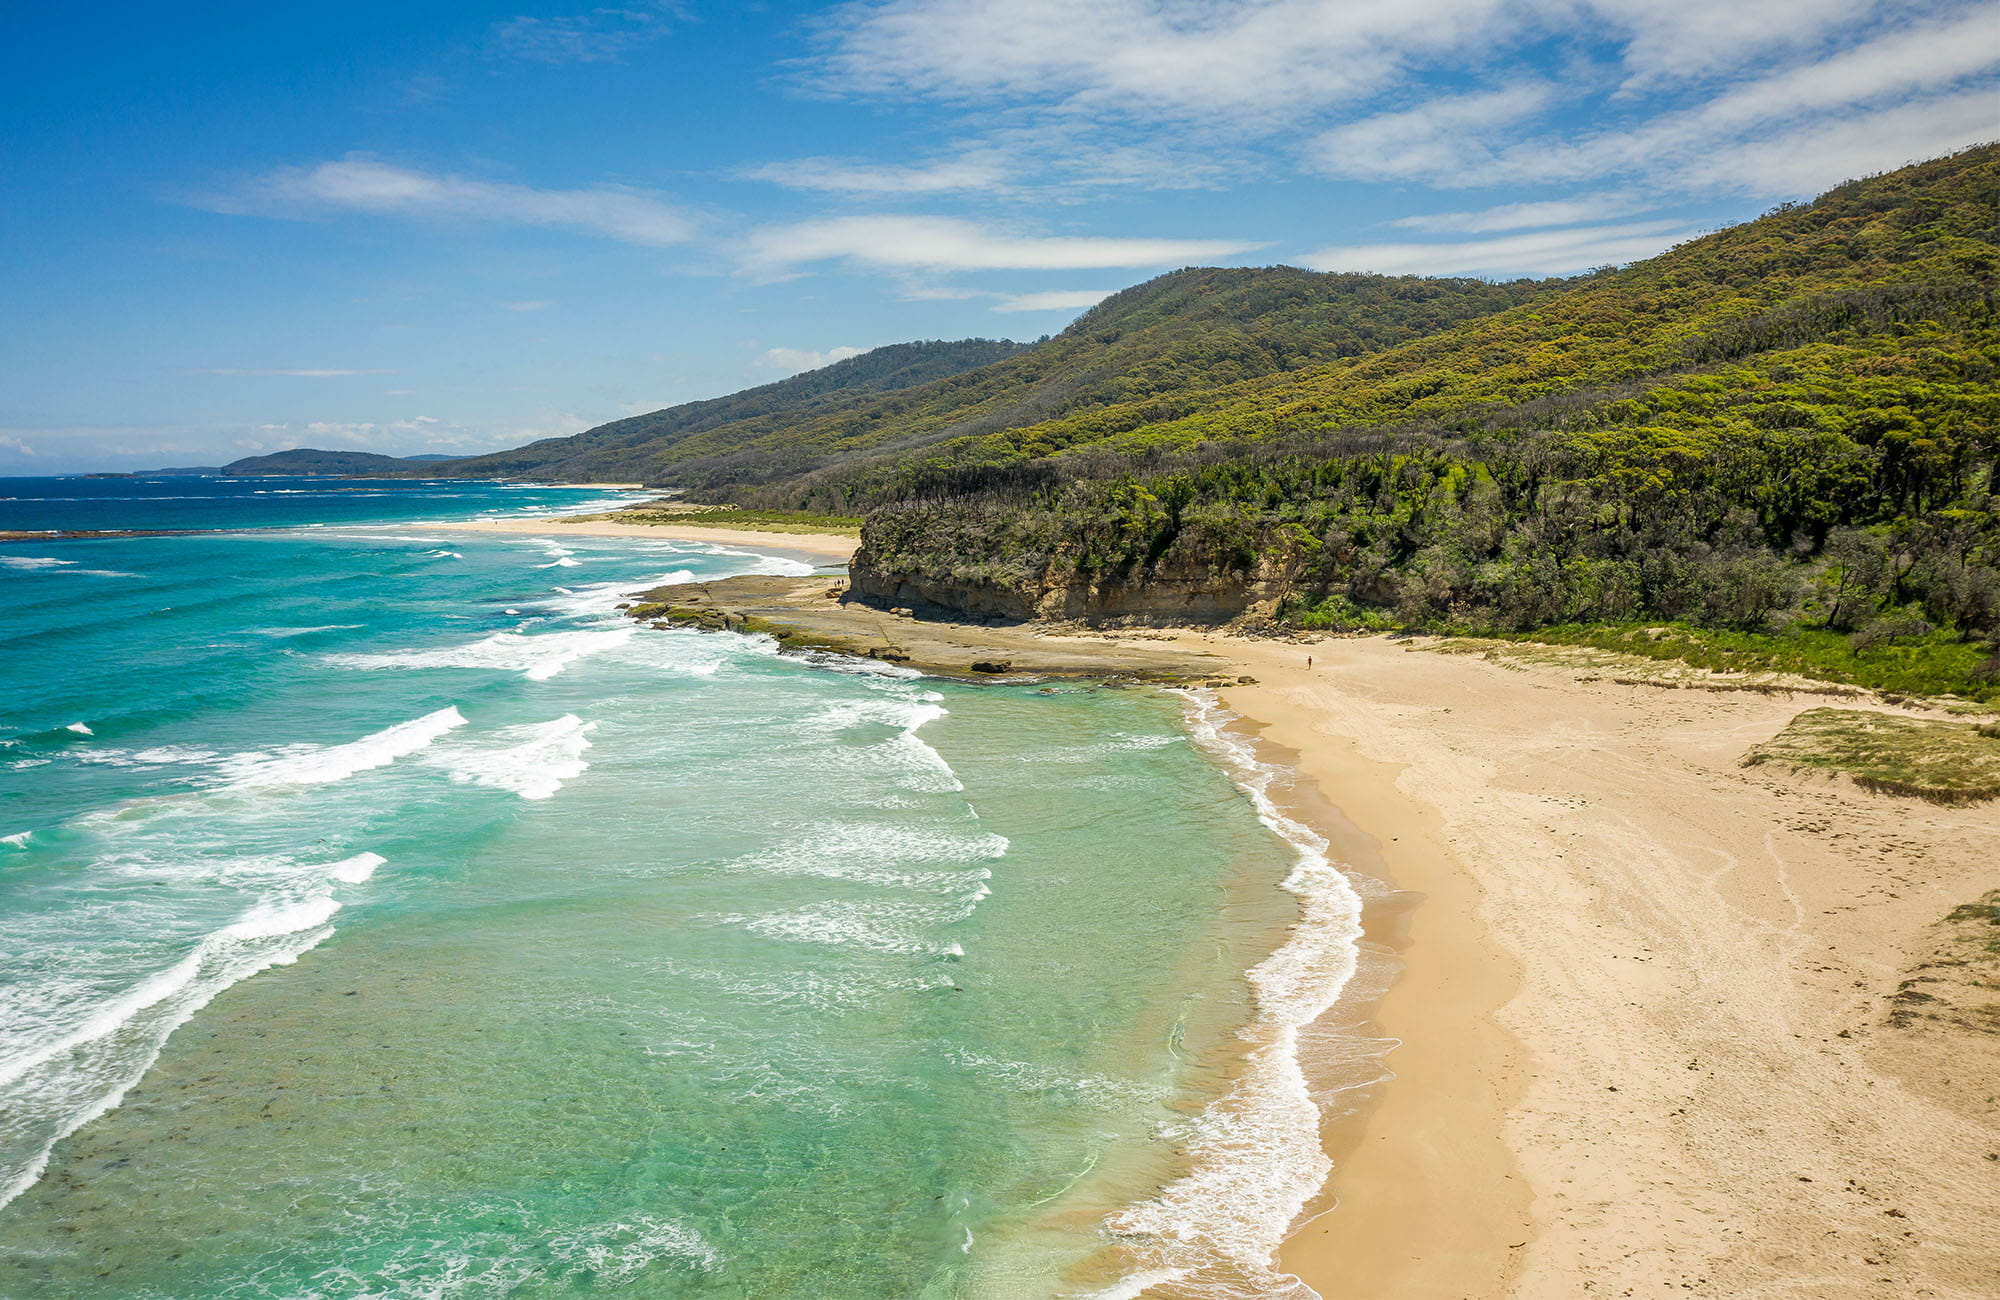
[436,272,1547,486]
[833,143,1998,696]
[431,338,1026,481]
[222,449,437,475]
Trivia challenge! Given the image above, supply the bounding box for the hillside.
[836,144,1999,694]
[438,275,1547,486]
[222,449,442,475]
[433,338,1026,481]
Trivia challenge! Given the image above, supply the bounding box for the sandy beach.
[431,515,859,563]
[1155,632,2000,1299]
[616,554,1999,1298]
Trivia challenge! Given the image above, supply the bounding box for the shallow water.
[0,478,1348,1298]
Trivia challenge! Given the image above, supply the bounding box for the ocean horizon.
[0,477,1367,1299]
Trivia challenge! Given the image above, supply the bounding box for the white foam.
[251,624,365,638]
[727,821,1005,894]
[0,557,134,577]
[0,894,340,1211]
[217,706,468,790]
[721,897,978,957]
[427,715,596,800]
[328,851,387,883]
[796,694,963,793]
[63,723,93,736]
[948,1049,1166,1110]
[218,896,341,941]
[1083,1267,1193,1300]
[1096,691,1364,1300]
[0,832,29,848]
[690,545,816,577]
[547,1214,722,1279]
[325,628,632,682]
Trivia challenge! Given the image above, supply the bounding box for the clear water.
[0,479,1334,1298]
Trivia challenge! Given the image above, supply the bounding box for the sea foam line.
[1093,691,1363,1300]
[0,889,350,1212]
[325,629,632,682]
[216,706,468,790]
[425,714,596,800]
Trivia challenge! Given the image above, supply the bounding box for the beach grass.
[1744,708,2000,805]
[1500,623,1998,702]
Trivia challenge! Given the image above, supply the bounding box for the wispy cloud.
[742,151,1010,195]
[810,0,2000,201]
[1308,7,2000,193]
[204,157,698,247]
[1307,84,1555,183]
[1303,221,1699,278]
[489,2,682,64]
[990,288,1113,313]
[811,0,1519,126]
[186,367,393,377]
[763,345,867,373]
[0,434,36,458]
[1390,195,1646,235]
[743,214,1260,274]
[242,415,510,455]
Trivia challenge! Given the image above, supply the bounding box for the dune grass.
[1744,708,2000,805]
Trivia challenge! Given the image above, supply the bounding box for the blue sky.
[3,0,1995,472]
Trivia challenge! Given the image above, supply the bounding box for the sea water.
[0,477,1360,1298]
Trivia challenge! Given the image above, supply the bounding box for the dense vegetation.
[839,145,2000,697]
[453,143,2000,696]
[435,338,1028,482]
[432,273,1546,486]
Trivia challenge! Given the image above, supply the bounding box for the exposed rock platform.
[624,574,1240,683]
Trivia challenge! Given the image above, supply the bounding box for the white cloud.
[208,157,697,247]
[489,2,680,64]
[742,151,1009,195]
[187,368,393,377]
[1308,84,1555,182]
[1474,9,2000,187]
[814,0,1931,121]
[743,214,1260,273]
[1303,221,1698,277]
[811,0,2000,202]
[812,0,1520,125]
[1391,194,1645,234]
[1677,89,2000,193]
[763,346,868,373]
[990,289,1114,313]
[0,434,36,457]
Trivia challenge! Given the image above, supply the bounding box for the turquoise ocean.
[0,478,1367,1299]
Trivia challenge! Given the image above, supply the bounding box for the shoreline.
[1160,636,1531,1298]
[618,560,2000,1298]
[429,515,859,564]
[1145,631,2000,1299]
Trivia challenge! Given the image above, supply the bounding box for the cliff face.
[848,508,1310,626]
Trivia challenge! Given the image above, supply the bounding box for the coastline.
[429,515,859,563]
[612,557,2000,1298]
[1143,631,2000,1299]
